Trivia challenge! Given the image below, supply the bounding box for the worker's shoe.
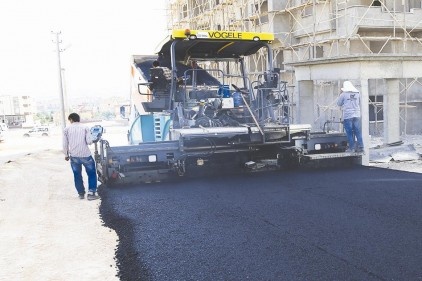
[355,147,365,153]
[78,193,85,199]
[87,191,100,201]
[345,148,354,153]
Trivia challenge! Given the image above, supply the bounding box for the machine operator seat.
[142,66,172,112]
[150,67,172,97]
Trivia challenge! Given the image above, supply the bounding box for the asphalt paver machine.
[94,29,360,185]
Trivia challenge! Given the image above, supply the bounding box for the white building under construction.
[165,0,422,146]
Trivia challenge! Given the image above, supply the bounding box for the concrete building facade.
[165,0,422,151]
[0,95,36,127]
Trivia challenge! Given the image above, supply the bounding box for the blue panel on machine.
[128,113,171,144]
[141,114,171,142]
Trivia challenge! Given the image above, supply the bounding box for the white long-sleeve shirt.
[63,122,93,157]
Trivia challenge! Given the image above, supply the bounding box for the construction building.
[165,0,422,155]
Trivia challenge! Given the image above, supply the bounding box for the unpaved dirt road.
[0,124,126,281]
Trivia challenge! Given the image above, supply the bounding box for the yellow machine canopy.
[156,29,275,61]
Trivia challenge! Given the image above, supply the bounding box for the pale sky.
[0,0,168,100]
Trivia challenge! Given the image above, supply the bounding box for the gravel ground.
[0,125,122,281]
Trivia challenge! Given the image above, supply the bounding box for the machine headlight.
[314,144,321,150]
[148,155,157,162]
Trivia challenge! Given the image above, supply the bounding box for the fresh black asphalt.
[99,166,422,281]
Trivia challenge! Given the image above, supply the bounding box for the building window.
[301,6,313,17]
[369,95,383,122]
[260,1,268,24]
[407,0,421,9]
[182,4,188,18]
[369,41,392,53]
[275,51,284,71]
[314,46,323,58]
[259,14,268,24]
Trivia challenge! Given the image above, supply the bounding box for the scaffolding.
[165,0,422,135]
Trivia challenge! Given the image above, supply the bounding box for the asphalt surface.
[99,166,422,281]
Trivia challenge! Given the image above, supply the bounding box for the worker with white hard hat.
[337,81,364,153]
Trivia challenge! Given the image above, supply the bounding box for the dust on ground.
[0,122,127,281]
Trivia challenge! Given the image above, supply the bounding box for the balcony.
[289,5,422,39]
[291,6,333,38]
[336,6,422,37]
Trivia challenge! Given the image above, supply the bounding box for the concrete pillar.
[360,79,370,165]
[297,80,314,125]
[384,79,401,144]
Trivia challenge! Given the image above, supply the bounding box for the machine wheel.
[278,149,302,170]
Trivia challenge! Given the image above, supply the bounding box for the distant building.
[0,95,36,127]
[2,94,132,127]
